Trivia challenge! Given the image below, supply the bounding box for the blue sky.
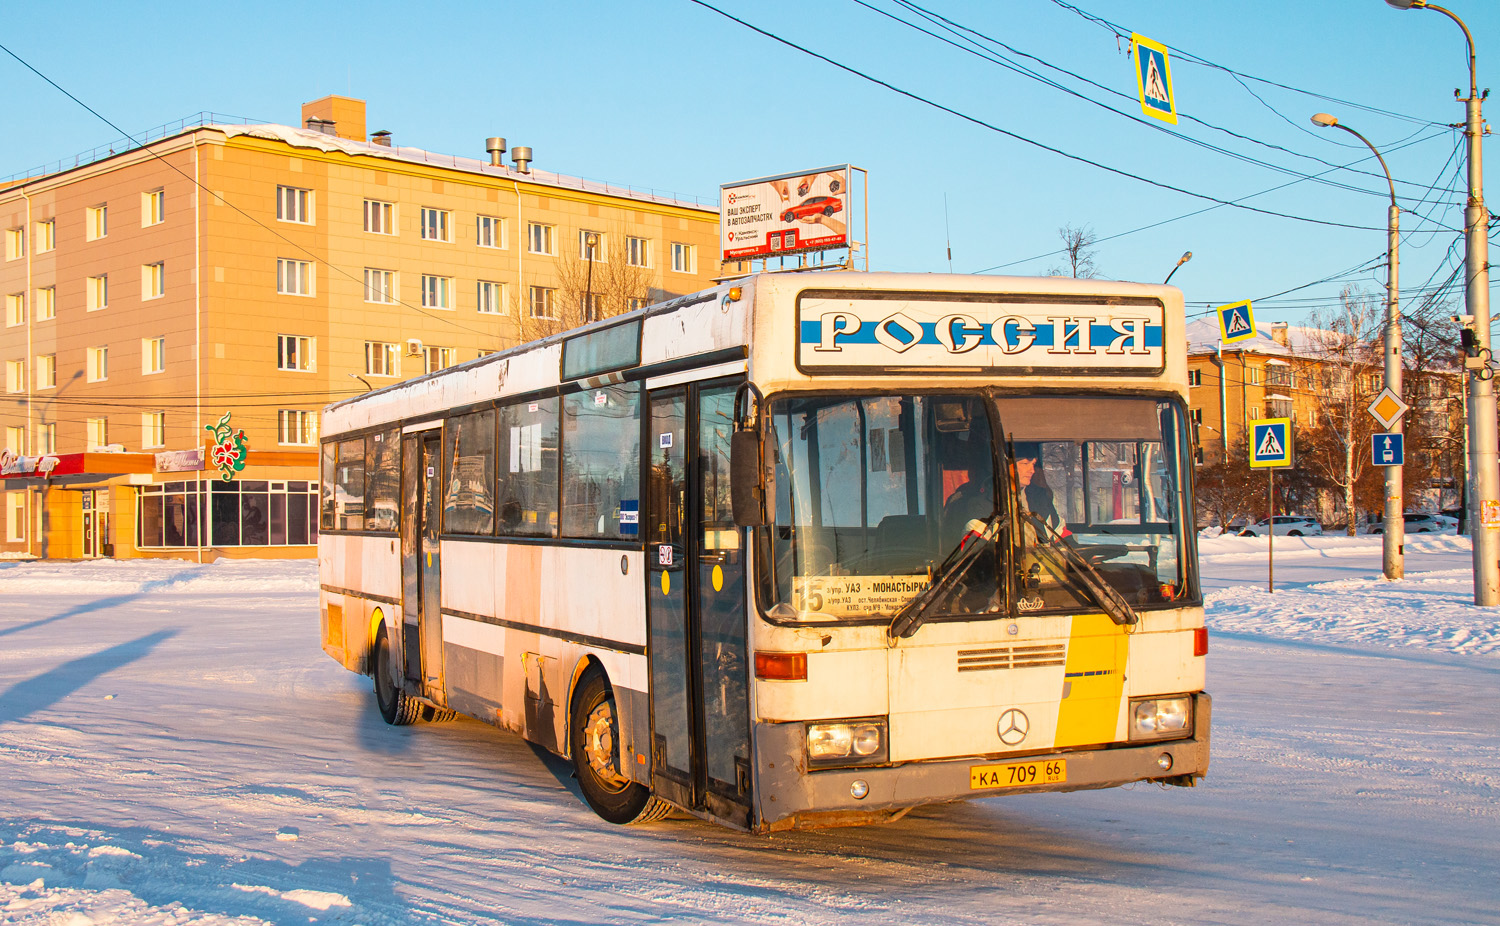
[1,0,1494,328]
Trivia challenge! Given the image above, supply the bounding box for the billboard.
[721,165,851,261]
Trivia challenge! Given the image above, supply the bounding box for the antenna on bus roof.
[943,193,953,273]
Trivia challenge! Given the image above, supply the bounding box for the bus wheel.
[570,668,671,825]
[422,705,456,722]
[374,629,421,726]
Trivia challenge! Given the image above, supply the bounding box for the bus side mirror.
[731,429,767,527]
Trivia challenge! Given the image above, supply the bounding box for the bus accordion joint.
[754,652,808,681]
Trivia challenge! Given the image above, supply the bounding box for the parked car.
[1370,512,1456,534]
[1238,516,1324,537]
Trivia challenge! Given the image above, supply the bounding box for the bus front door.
[401,432,445,700]
[646,380,752,827]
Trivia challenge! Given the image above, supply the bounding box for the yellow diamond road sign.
[1367,387,1409,431]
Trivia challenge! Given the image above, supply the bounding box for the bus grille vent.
[956,644,1066,672]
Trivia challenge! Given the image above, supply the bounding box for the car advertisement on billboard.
[721,165,851,261]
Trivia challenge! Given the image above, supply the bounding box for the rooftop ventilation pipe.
[370,130,393,147]
[511,146,533,174]
[485,137,507,166]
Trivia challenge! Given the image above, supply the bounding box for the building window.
[36,424,55,454]
[626,236,650,268]
[425,346,456,373]
[5,227,23,260]
[1267,365,1292,387]
[1249,406,1260,421]
[138,480,319,548]
[579,230,604,262]
[277,335,315,372]
[86,205,108,241]
[143,337,166,375]
[477,280,507,315]
[477,215,506,249]
[365,341,398,377]
[528,285,555,318]
[142,262,165,300]
[627,297,649,311]
[420,207,451,242]
[527,222,555,255]
[671,242,695,274]
[6,493,23,542]
[1187,369,1202,386]
[142,411,166,449]
[1269,399,1294,420]
[4,426,22,453]
[278,410,317,446]
[35,220,54,253]
[1247,366,1260,386]
[579,292,603,323]
[276,258,314,296]
[363,199,395,235]
[363,268,396,304]
[87,346,109,382]
[34,287,54,321]
[421,274,453,309]
[5,293,22,327]
[277,186,312,224]
[36,354,55,390]
[1190,408,1203,424]
[86,418,108,450]
[142,189,165,227]
[87,275,108,311]
[5,360,24,394]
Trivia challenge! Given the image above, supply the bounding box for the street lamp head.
[1384,0,1425,9]
[1310,113,1339,128]
[1177,250,1193,266]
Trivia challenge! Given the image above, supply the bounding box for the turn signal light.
[1193,627,1209,657]
[755,651,807,680]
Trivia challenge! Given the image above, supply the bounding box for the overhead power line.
[685,0,1387,233]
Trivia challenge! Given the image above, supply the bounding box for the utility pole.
[1387,0,1496,604]
[1311,113,1403,579]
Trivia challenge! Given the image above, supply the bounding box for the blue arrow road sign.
[1371,432,1404,467]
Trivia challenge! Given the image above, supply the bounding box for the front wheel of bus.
[570,668,671,825]
[374,628,421,726]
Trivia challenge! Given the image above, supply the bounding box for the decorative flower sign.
[204,412,249,482]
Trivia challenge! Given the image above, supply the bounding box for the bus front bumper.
[753,693,1211,832]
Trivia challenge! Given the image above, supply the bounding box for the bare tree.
[1300,286,1384,534]
[1047,224,1100,279]
[1193,456,1266,531]
[1400,299,1466,511]
[519,227,659,342]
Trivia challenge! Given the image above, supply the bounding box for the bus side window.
[319,441,336,531]
[560,384,641,539]
[444,410,496,535]
[366,429,400,533]
[335,438,366,530]
[496,398,560,536]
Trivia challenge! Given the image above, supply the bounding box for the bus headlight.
[806,719,888,767]
[1129,697,1192,741]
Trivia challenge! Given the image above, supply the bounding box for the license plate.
[970,758,1067,790]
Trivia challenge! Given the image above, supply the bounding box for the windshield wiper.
[888,513,1006,639]
[1024,513,1139,626]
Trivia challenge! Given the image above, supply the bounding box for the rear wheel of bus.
[570,667,671,825]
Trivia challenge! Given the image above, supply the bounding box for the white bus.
[318,271,1209,832]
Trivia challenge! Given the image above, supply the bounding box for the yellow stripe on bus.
[1053,613,1128,748]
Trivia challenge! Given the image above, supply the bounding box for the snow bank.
[0,559,317,596]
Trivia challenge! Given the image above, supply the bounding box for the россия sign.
[795,291,1164,374]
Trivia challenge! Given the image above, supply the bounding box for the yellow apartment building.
[1185,317,1328,468]
[0,96,723,560]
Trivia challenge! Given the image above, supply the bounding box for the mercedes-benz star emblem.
[997,709,1029,746]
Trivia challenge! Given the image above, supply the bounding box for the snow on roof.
[206,123,716,213]
[1185,316,1329,358]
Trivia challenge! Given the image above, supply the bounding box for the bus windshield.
[759,392,1194,623]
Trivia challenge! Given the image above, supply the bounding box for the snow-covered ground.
[0,541,1495,925]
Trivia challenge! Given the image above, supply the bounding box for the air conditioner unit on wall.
[406,339,424,357]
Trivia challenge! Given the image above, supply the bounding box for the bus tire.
[374,628,421,727]
[422,705,456,723]
[570,667,669,825]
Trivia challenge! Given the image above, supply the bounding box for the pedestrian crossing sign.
[1249,417,1292,468]
[1131,33,1177,124]
[1217,299,1257,345]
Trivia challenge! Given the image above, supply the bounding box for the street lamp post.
[1163,250,1193,285]
[1386,0,1497,604]
[1311,112,1403,580]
